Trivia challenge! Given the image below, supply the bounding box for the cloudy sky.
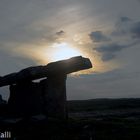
[0,0,140,100]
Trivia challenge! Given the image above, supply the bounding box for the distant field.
[68,98,140,112]
[1,98,140,140]
[67,98,140,140]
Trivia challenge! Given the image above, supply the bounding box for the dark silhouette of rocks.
[8,81,43,117]
[0,94,7,116]
[0,56,92,87]
[0,56,92,119]
[0,94,6,104]
[40,75,67,119]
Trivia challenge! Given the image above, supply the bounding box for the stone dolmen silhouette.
[0,56,92,119]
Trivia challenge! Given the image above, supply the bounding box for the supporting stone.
[8,81,43,117]
[40,75,67,119]
[7,75,68,119]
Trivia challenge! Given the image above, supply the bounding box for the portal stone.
[8,81,43,117]
[40,75,67,119]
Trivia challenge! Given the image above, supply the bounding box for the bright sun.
[51,42,81,61]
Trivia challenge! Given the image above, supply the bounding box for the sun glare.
[51,42,81,61]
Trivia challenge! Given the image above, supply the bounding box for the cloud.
[0,0,140,100]
[112,16,132,36]
[95,43,124,53]
[93,41,138,62]
[112,16,140,39]
[0,49,36,75]
[131,22,140,38]
[101,53,115,61]
[89,16,140,61]
[120,16,131,22]
[55,30,66,42]
[0,18,56,44]
[56,30,65,36]
[0,0,67,44]
[94,43,126,61]
[89,31,110,42]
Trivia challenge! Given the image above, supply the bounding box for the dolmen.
[0,56,92,119]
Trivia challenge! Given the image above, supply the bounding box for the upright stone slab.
[8,81,43,117]
[40,75,67,119]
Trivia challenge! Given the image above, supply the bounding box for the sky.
[0,0,140,100]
